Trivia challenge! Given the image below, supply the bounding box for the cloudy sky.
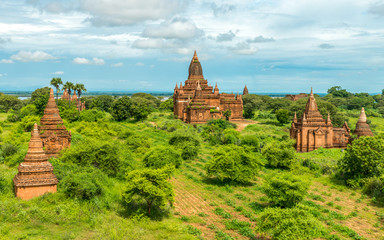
[0,0,384,93]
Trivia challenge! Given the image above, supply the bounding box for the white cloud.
[10,50,56,62]
[216,30,236,42]
[0,59,13,64]
[229,42,258,55]
[132,38,164,49]
[135,62,144,66]
[73,57,105,65]
[142,17,203,39]
[80,0,185,26]
[247,35,275,43]
[112,62,123,67]
[53,71,64,75]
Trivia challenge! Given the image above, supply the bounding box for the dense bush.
[0,175,10,194]
[60,138,122,176]
[143,146,182,169]
[275,109,290,125]
[0,93,23,112]
[221,128,240,145]
[130,97,152,120]
[262,140,296,169]
[159,98,173,111]
[126,134,151,154]
[19,104,38,118]
[89,95,114,112]
[111,96,132,121]
[157,119,186,132]
[169,128,201,160]
[123,165,175,215]
[31,87,50,115]
[338,136,384,182]
[201,119,237,145]
[79,109,106,122]
[362,177,384,199]
[60,167,108,200]
[205,145,263,183]
[239,135,260,152]
[262,172,310,208]
[19,115,40,132]
[256,207,325,240]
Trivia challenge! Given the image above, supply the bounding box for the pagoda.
[354,107,374,137]
[173,51,244,123]
[290,88,351,152]
[39,88,71,157]
[61,89,70,101]
[14,123,58,200]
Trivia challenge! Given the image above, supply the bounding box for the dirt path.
[230,119,258,132]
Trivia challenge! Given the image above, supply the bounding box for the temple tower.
[61,89,70,101]
[14,124,58,200]
[243,85,248,95]
[354,107,374,137]
[39,89,71,157]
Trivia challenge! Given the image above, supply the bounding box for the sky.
[0,0,384,93]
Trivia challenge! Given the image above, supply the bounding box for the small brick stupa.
[39,88,71,157]
[61,89,70,101]
[14,123,58,200]
[354,107,374,137]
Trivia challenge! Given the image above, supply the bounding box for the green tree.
[159,98,173,111]
[19,104,38,118]
[63,81,75,106]
[327,86,352,98]
[205,145,263,183]
[223,109,232,120]
[50,77,63,102]
[262,140,296,169]
[74,83,87,100]
[131,97,152,120]
[338,136,384,181]
[275,109,290,125]
[131,92,161,108]
[0,94,23,113]
[123,166,175,215]
[169,128,201,160]
[239,135,260,152]
[87,95,114,112]
[262,172,310,208]
[143,146,182,169]
[222,128,240,145]
[111,96,132,121]
[31,87,50,115]
[79,109,106,122]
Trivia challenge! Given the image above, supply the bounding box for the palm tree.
[63,81,75,106]
[74,83,87,100]
[50,77,63,102]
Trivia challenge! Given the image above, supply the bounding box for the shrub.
[338,136,384,181]
[362,177,384,199]
[1,143,19,158]
[275,109,290,125]
[201,119,236,145]
[168,128,201,147]
[122,166,175,215]
[19,115,41,132]
[205,145,263,183]
[79,109,106,122]
[222,128,240,145]
[262,172,310,208]
[256,207,325,240]
[60,167,108,200]
[19,104,38,118]
[111,96,132,121]
[143,146,182,169]
[60,138,122,176]
[239,135,260,152]
[126,134,151,151]
[0,176,10,194]
[262,140,296,169]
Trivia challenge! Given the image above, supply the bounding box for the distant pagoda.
[39,88,71,157]
[354,107,374,137]
[14,123,58,200]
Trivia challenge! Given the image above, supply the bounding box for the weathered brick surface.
[173,51,244,124]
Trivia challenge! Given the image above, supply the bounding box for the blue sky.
[0,0,384,93]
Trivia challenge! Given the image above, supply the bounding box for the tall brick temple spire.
[14,123,58,200]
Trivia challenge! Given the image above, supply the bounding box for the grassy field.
[1,111,384,239]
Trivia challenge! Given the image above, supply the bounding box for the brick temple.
[39,89,71,157]
[61,89,85,111]
[173,51,245,124]
[290,88,351,152]
[354,107,374,137]
[14,123,58,200]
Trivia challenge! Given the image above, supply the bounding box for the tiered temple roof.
[14,123,58,200]
[354,107,374,137]
[61,89,70,101]
[39,89,71,157]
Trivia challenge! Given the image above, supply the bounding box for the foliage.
[122,165,175,215]
[362,177,384,199]
[201,119,236,145]
[256,207,325,240]
[262,172,310,208]
[0,94,23,113]
[111,96,132,121]
[275,109,290,125]
[85,95,115,112]
[79,109,106,122]
[50,77,63,101]
[338,135,384,181]
[327,86,352,98]
[31,87,50,115]
[221,128,240,145]
[19,104,38,118]
[130,97,152,120]
[157,118,186,132]
[131,92,161,108]
[143,146,182,169]
[58,100,80,122]
[126,134,152,154]
[74,83,87,99]
[223,109,231,120]
[205,145,263,183]
[239,135,260,152]
[159,98,173,111]
[60,138,123,176]
[60,167,108,200]
[0,175,10,194]
[19,115,41,132]
[262,140,296,169]
[168,128,201,160]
